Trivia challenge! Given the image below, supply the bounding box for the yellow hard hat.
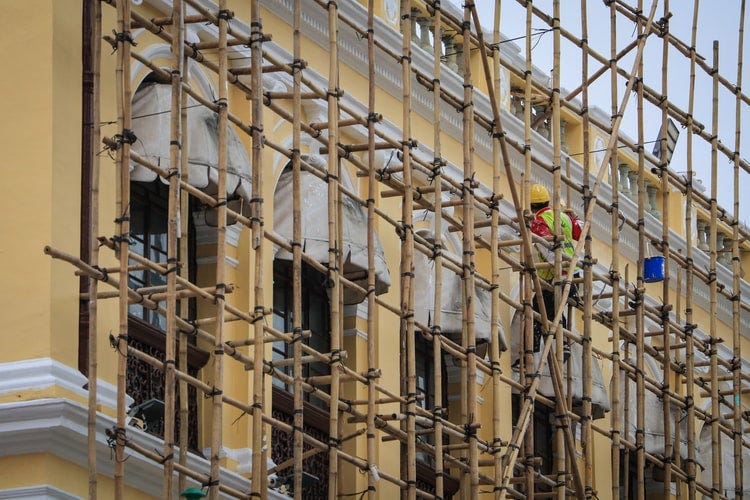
[530,184,550,204]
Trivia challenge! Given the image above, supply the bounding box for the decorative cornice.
[0,485,80,500]
[0,398,287,499]
[0,358,127,411]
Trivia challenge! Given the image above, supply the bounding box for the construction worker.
[529,183,583,357]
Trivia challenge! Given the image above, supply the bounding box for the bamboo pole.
[113,0,133,495]
[634,5,647,497]
[325,1,343,497]
[249,0,266,495]
[178,10,190,491]
[399,2,417,498]
[431,3,446,499]
[460,4,480,496]
[161,1,184,496]
[365,2,380,497]
[523,2,536,495]
[491,2,505,498]
[709,40,722,500]
[578,0,595,496]
[550,2,567,497]
[658,0,674,493]
[731,3,746,498]
[207,2,229,498]
[84,0,102,496]
[291,1,304,498]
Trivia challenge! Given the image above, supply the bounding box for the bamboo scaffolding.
[56,2,750,499]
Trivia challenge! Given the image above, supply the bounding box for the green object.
[180,487,206,499]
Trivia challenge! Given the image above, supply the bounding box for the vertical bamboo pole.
[709,40,722,500]
[399,2,417,498]
[163,0,185,495]
[365,2,379,498]
[731,3,746,497]
[658,0,674,493]
[608,0,623,496]
[634,4,646,497]
[550,2,566,497]
[579,0,595,495]
[461,4,479,497]
[522,2,536,495]
[491,2,504,497]
[208,2,229,498]
[249,0,266,494]
[291,1,304,498]
[85,0,102,496]
[683,3,700,498]
[431,4,446,499]
[178,12,190,491]
[114,0,133,495]
[326,1,343,497]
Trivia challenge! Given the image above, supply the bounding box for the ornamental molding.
[0,358,126,411]
[0,398,286,499]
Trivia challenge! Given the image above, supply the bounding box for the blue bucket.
[644,256,665,283]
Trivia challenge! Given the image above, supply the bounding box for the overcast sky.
[459,0,750,225]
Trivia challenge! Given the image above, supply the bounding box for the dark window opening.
[127,179,206,451]
[511,395,555,494]
[414,332,458,498]
[271,259,332,498]
[272,259,331,409]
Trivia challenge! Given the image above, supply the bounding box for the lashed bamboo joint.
[23,0,750,499]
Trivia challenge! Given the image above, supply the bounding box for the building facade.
[1,0,748,498]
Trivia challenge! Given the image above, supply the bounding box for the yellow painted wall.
[0,0,81,367]
[0,453,155,499]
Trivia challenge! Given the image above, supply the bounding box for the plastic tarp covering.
[412,235,507,350]
[698,422,750,498]
[615,352,691,458]
[130,82,252,203]
[273,160,391,305]
[510,309,610,420]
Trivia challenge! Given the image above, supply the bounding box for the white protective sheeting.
[615,351,691,458]
[412,233,507,350]
[698,422,750,498]
[130,82,252,203]
[510,309,610,420]
[273,159,391,305]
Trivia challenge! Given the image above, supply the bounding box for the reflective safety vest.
[536,209,576,281]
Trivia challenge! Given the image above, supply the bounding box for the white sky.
[460,0,750,225]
